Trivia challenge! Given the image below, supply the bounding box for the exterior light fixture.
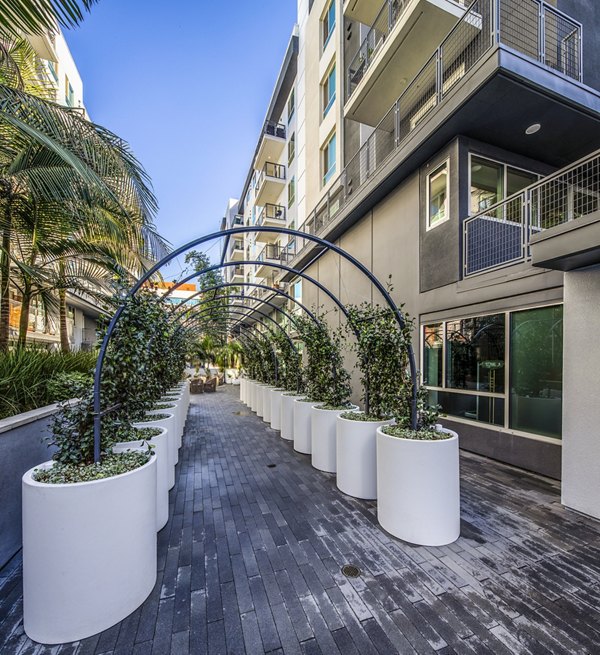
[525,123,541,135]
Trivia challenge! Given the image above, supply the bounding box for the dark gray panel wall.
[558,0,600,92]
[0,415,57,568]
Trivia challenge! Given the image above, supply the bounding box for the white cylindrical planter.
[146,410,178,466]
[311,405,358,473]
[22,456,157,644]
[377,426,460,546]
[281,394,303,441]
[157,401,182,449]
[248,380,255,408]
[336,414,394,499]
[250,381,258,412]
[114,428,169,531]
[240,378,246,404]
[270,389,284,430]
[262,386,274,423]
[136,413,176,489]
[293,399,317,454]
[256,384,265,418]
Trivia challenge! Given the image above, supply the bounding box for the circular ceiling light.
[525,123,541,135]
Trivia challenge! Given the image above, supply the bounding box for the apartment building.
[6,28,100,350]
[222,0,600,520]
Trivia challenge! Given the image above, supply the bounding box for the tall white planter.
[136,413,176,489]
[262,386,274,423]
[157,401,183,449]
[270,389,284,430]
[293,399,317,454]
[377,426,460,546]
[281,394,303,441]
[250,381,259,412]
[336,414,393,499]
[311,405,358,473]
[22,456,157,644]
[240,377,246,404]
[114,428,169,531]
[256,384,265,417]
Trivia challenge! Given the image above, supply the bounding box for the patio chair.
[204,377,217,393]
[190,378,204,394]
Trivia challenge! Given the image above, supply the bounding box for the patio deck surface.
[2,385,600,654]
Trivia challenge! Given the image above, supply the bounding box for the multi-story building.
[222,0,600,520]
[6,28,100,350]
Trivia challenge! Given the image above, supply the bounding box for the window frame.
[287,89,295,124]
[426,159,450,230]
[322,131,337,186]
[288,132,296,165]
[322,0,336,50]
[288,176,296,208]
[322,63,336,119]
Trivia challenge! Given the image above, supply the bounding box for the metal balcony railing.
[263,120,286,140]
[232,265,244,277]
[297,0,582,255]
[256,162,286,193]
[233,214,244,226]
[257,241,297,266]
[230,238,244,252]
[257,204,286,225]
[463,149,600,276]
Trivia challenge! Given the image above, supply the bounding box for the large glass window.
[323,0,335,48]
[428,390,504,427]
[323,65,336,118]
[446,314,505,393]
[427,162,449,228]
[470,155,537,214]
[287,89,295,123]
[288,176,296,208]
[322,132,336,185]
[423,324,443,387]
[510,306,563,439]
[288,132,295,165]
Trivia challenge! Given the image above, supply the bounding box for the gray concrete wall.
[561,265,600,519]
[0,406,58,568]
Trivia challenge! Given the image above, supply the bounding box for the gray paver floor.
[2,385,600,654]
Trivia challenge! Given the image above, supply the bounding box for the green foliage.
[271,330,303,393]
[47,370,93,402]
[381,425,450,440]
[33,451,151,485]
[0,349,96,418]
[296,313,351,407]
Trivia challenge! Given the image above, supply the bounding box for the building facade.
[222,0,600,520]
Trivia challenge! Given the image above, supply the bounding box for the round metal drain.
[341,565,361,578]
[267,464,277,468]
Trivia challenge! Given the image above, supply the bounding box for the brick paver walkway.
[2,385,600,654]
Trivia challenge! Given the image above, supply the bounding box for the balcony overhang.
[344,0,385,26]
[255,178,286,206]
[530,211,600,272]
[255,134,286,171]
[290,45,600,276]
[345,0,466,127]
[229,248,244,262]
[254,261,278,279]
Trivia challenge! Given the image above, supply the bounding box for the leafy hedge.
[0,350,96,420]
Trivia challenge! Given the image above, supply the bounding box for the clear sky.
[64,0,297,276]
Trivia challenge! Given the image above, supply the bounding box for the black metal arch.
[93,226,418,462]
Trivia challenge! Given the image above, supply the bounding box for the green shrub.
[47,371,93,402]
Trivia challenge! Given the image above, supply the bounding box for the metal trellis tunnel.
[92,226,418,462]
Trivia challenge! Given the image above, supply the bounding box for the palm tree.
[0,1,97,38]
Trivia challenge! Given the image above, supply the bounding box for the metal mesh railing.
[264,120,286,139]
[464,150,600,276]
[258,203,286,225]
[295,0,582,259]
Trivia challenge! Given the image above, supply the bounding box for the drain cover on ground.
[267,463,277,468]
[341,565,361,578]
[233,410,252,416]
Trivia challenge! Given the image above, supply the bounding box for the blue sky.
[65,0,297,276]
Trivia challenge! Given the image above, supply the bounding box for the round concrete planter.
[270,389,284,430]
[240,377,246,404]
[22,455,157,644]
[136,412,176,489]
[250,381,259,413]
[156,401,182,449]
[248,380,256,409]
[122,427,169,531]
[311,405,358,473]
[281,394,303,441]
[376,426,460,546]
[255,384,265,418]
[262,386,275,423]
[336,414,394,499]
[293,399,317,454]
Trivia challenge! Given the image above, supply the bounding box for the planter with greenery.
[269,330,303,432]
[294,314,352,460]
[336,303,412,499]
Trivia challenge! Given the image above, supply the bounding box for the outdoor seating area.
[1,385,599,653]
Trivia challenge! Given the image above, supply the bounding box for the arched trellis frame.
[93,227,418,463]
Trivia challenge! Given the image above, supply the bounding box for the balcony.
[345,0,469,126]
[228,238,245,262]
[464,149,600,276]
[255,242,297,279]
[255,162,286,206]
[232,214,244,227]
[344,0,384,25]
[255,120,287,171]
[229,264,244,282]
[255,204,287,243]
[293,0,594,268]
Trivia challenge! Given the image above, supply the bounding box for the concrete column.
[561,265,600,520]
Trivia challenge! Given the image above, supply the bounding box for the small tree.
[272,329,303,393]
[296,312,351,407]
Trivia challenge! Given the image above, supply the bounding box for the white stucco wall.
[561,265,600,520]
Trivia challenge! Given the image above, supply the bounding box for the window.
[322,0,335,49]
[288,176,296,208]
[322,132,336,186]
[288,132,296,165]
[322,64,336,118]
[427,162,449,228]
[65,75,75,107]
[470,155,538,214]
[287,89,295,123]
[422,306,563,436]
[48,60,58,82]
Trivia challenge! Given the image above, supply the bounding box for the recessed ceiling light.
[525,123,541,135]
